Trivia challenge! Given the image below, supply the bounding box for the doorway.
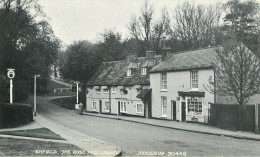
[172,101,176,121]
[99,100,102,114]
[181,102,186,122]
[118,101,120,116]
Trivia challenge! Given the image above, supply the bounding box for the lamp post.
[7,69,15,103]
[34,74,40,116]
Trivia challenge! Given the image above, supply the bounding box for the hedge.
[0,102,33,129]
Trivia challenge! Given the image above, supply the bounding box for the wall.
[150,69,214,123]
[86,85,148,116]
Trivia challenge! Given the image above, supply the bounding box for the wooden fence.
[209,104,259,133]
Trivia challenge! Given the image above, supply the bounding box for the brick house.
[86,52,161,117]
[149,47,217,123]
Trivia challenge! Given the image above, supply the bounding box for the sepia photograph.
[0,0,260,156]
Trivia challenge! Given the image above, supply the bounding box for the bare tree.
[205,38,260,129]
[172,2,221,50]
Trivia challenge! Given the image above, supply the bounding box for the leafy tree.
[223,0,260,55]
[97,29,126,61]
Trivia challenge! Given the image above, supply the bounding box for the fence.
[209,103,259,133]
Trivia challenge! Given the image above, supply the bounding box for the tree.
[128,1,171,55]
[205,38,260,129]
[97,29,126,61]
[223,0,260,55]
[172,2,221,50]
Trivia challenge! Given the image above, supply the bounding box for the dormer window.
[127,69,131,77]
[141,67,147,75]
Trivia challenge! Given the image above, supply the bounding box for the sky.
[38,0,228,46]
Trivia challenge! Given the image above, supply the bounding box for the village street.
[36,96,260,156]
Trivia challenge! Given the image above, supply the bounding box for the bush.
[0,102,33,129]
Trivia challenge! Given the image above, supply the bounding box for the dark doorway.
[99,100,102,114]
[181,102,186,122]
[118,101,120,116]
[172,101,176,121]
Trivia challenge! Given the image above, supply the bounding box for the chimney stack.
[161,47,173,61]
[146,51,156,58]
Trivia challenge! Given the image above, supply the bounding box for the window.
[127,69,131,77]
[112,87,116,94]
[161,73,167,90]
[104,88,109,93]
[141,67,146,75]
[96,89,101,93]
[137,88,141,94]
[161,96,167,116]
[187,97,203,115]
[120,101,126,112]
[92,101,97,111]
[136,103,143,113]
[105,101,110,111]
[191,70,198,89]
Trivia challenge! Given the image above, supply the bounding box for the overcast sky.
[38,0,227,46]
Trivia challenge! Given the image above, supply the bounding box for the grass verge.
[0,127,64,140]
[0,137,90,156]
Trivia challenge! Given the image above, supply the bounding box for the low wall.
[0,102,33,128]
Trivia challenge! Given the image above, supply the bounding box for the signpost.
[34,74,40,116]
[7,69,15,103]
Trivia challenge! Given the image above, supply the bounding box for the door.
[181,102,186,122]
[172,101,176,121]
[99,100,102,114]
[118,101,120,116]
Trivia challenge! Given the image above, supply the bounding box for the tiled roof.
[87,57,161,86]
[136,89,152,99]
[150,47,218,73]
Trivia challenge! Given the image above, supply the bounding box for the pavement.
[82,111,260,141]
[0,113,121,156]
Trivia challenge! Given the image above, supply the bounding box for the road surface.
[36,96,260,156]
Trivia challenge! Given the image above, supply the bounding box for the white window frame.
[161,73,167,91]
[161,96,167,117]
[141,67,147,75]
[105,101,110,112]
[136,103,143,114]
[191,70,199,90]
[112,87,116,94]
[186,97,203,116]
[127,69,131,77]
[92,101,97,111]
[120,101,126,113]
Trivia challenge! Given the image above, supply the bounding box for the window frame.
[136,103,143,114]
[96,88,101,94]
[104,101,110,112]
[161,96,167,116]
[141,67,147,75]
[103,88,109,94]
[186,97,203,116]
[161,73,167,91]
[191,70,199,89]
[92,101,97,111]
[120,101,127,113]
[127,69,131,77]
[112,87,116,94]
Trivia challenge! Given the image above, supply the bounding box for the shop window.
[187,97,203,115]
